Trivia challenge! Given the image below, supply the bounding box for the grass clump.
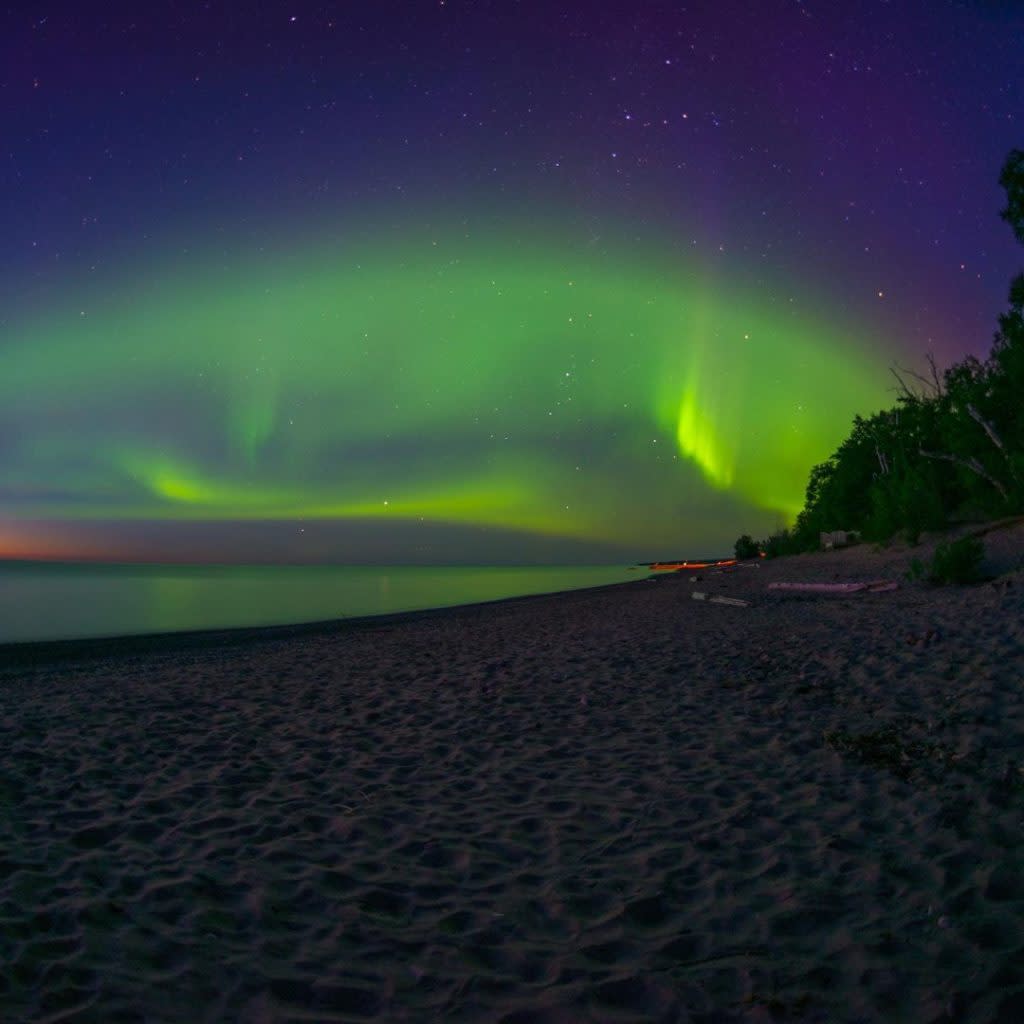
[905,535,985,584]
[930,535,985,583]
[906,556,927,582]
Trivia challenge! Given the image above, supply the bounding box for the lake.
[0,563,641,644]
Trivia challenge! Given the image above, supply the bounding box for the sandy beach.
[2,525,1024,1023]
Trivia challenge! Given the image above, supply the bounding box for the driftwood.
[691,592,750,606]
[961,514,1024,539]
[768,580,899,594]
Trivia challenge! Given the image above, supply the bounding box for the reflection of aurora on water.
[1,222,893,556]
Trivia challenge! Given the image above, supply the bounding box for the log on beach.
[2,530,1024,1023]
[768,579,899,593]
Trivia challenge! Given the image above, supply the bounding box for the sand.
[2,524,1024,1023]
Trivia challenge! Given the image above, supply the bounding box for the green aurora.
[1,223,894,555]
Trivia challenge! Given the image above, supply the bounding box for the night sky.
[2,1,1022,564]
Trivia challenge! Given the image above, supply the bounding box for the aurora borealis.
[3,223,889,548]
[2,2,1022,563]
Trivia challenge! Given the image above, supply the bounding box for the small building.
[820,529,861,550]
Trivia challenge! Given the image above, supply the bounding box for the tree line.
[736,147,1024,560]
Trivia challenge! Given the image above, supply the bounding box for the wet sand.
[2,524,1024,1022]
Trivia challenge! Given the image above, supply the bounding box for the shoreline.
[3,517,1018,671]
[0,574,659,671]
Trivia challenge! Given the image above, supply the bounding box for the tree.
[987,149,1024,497]
[733,534,759,560]
[999,148,1024,244]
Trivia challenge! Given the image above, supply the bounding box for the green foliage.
[759,528,800,558]
[733,534,760,559]
[1000,148,1024,244]
[904,537,985,585]
[867,462,947,544]
[865,475,902,542]
[928,536,985,585]
[905,556,927,582]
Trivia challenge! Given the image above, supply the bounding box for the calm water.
[0,563,640,644]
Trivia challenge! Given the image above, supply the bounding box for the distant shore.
[2,521,1023,1022]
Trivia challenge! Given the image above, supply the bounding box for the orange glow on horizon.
[0,524,110,562]
[648,557,739,571]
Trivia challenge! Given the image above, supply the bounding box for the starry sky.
[1,0,1022,564]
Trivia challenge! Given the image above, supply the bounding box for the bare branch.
[890,360,942,402]
[967,402,1020,481]
[889,365,918,403]
[925,352,942,395]
[967,402,1006,453]
[874,443,889,475]
[919,448,1009,501]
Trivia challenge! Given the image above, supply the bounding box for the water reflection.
[0,564,637,644]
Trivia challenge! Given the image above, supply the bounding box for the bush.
[760,528,798,559]
[928,536,985,584]
[905,556,927,582]
[734,534,760,560]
